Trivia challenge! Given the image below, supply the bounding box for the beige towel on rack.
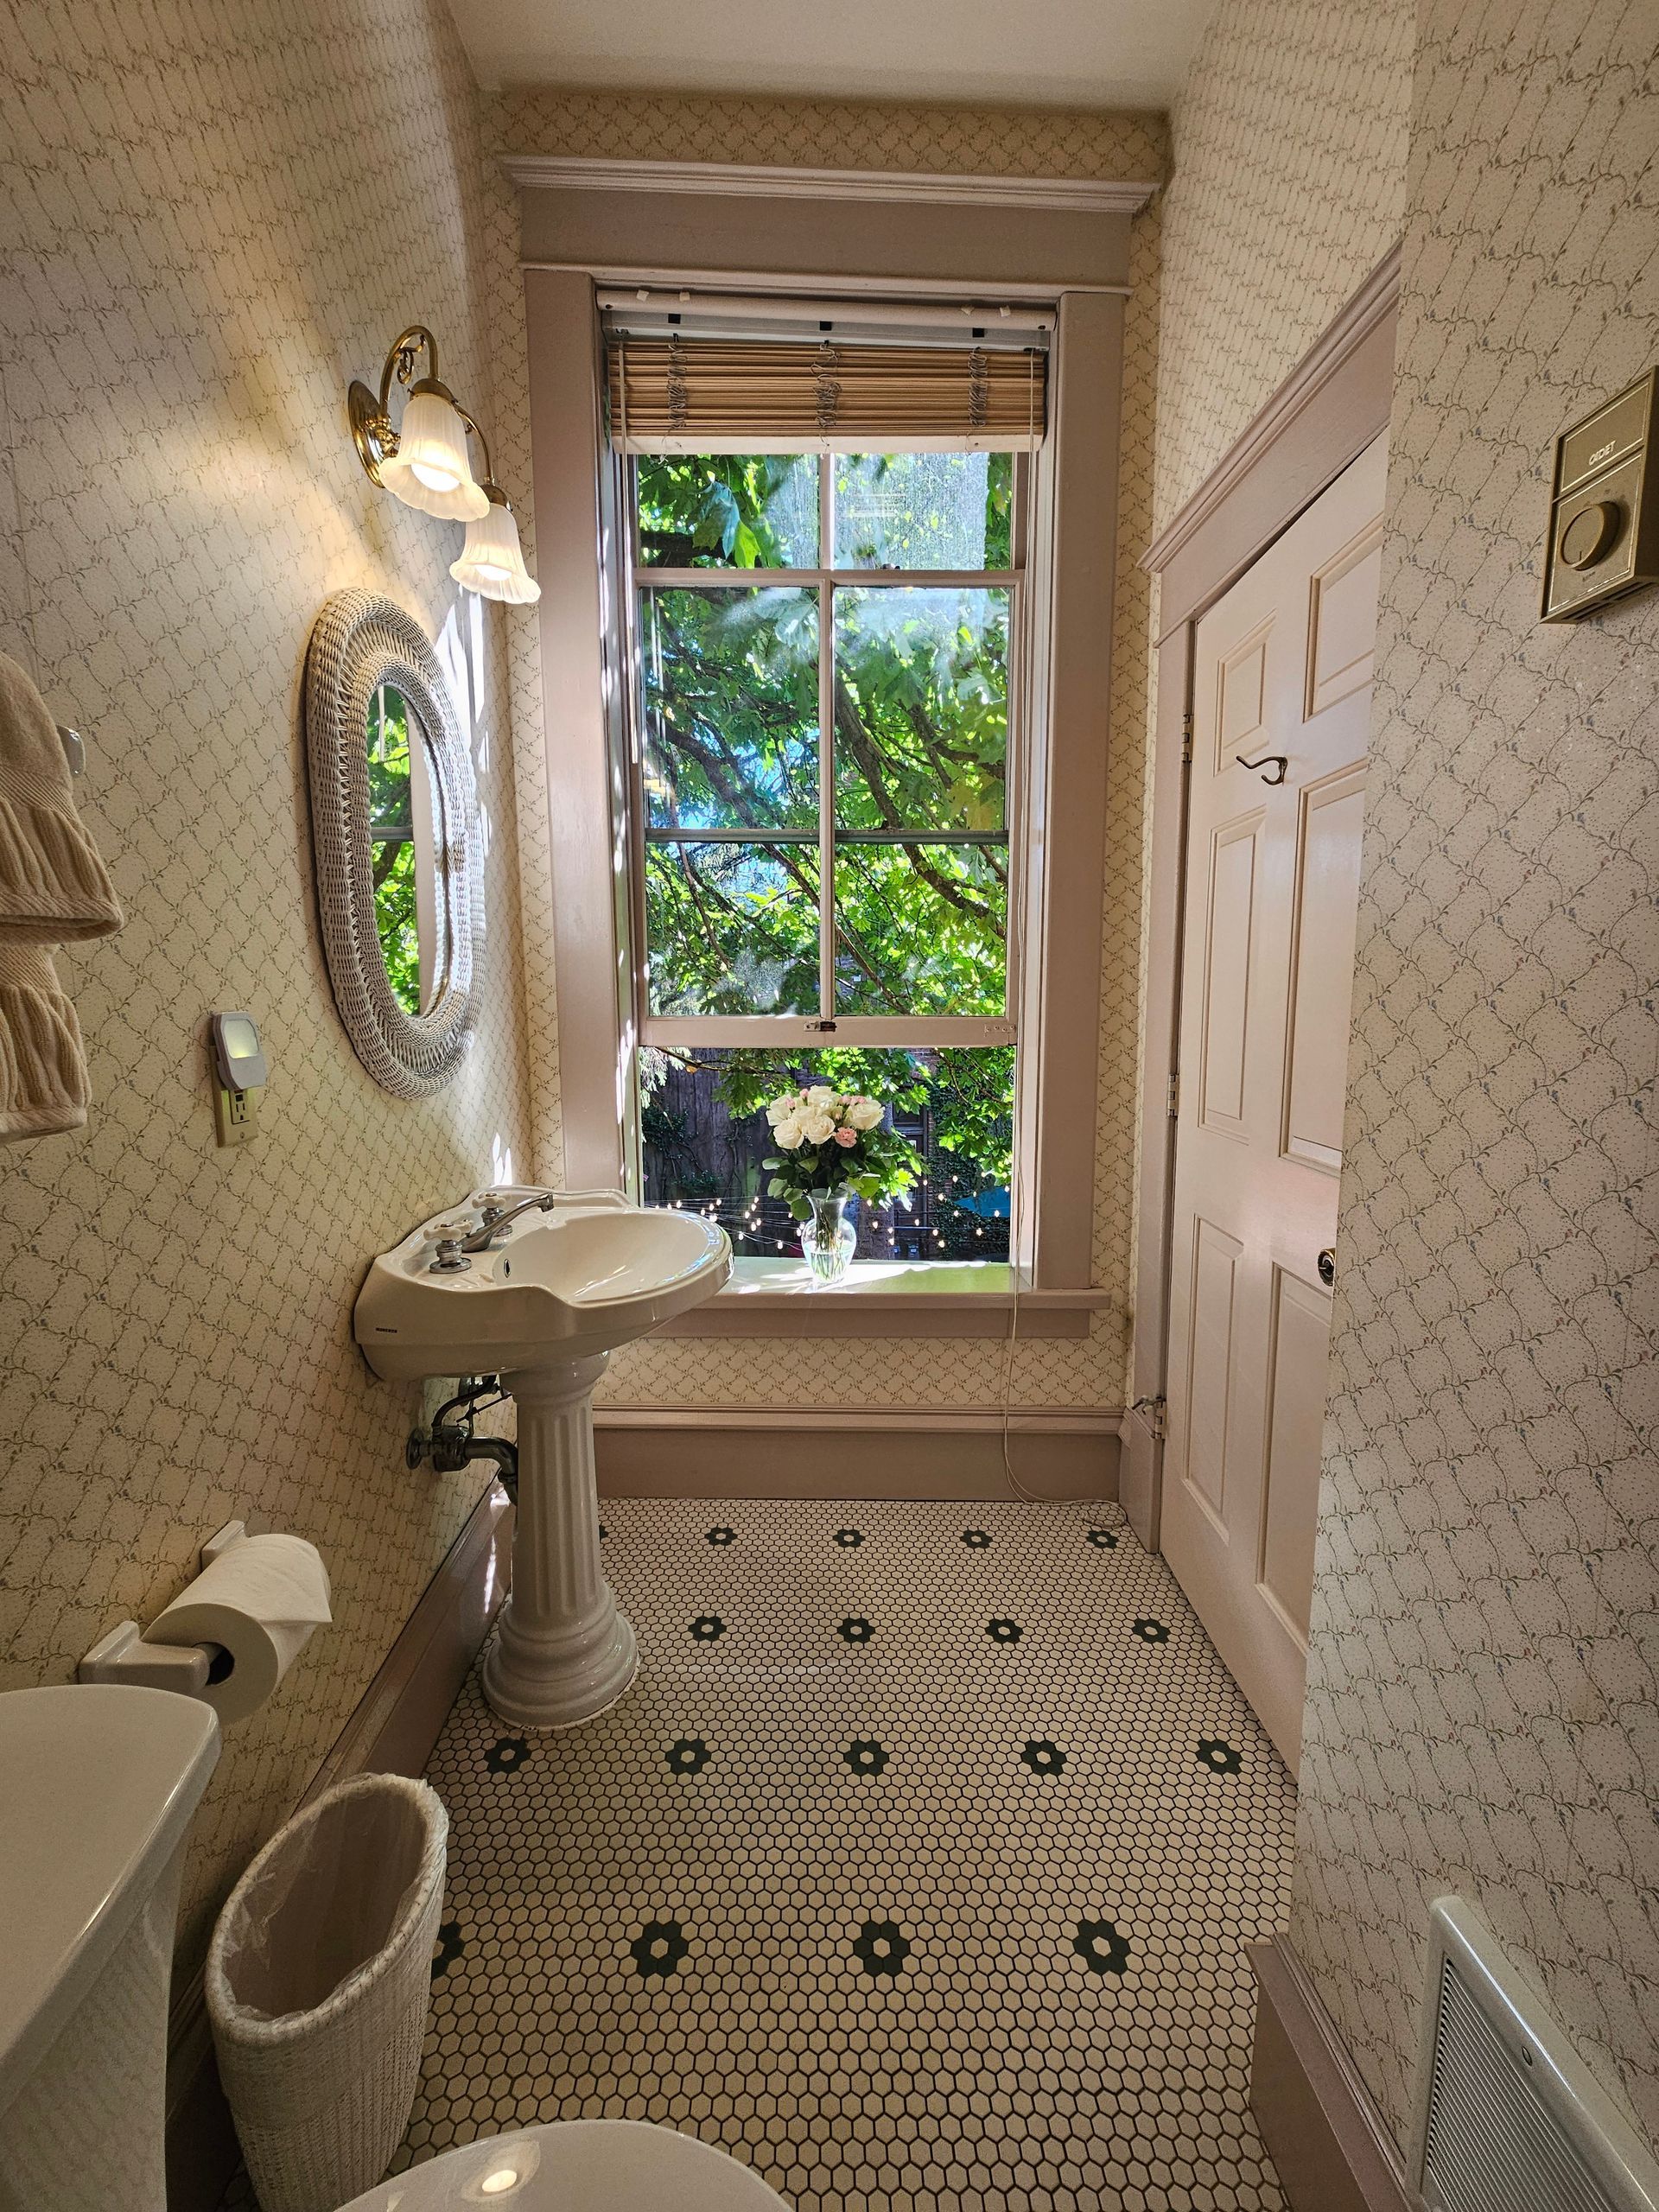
[0,941,91,1140]
[0,652,122,1141]
[0,651,122,942]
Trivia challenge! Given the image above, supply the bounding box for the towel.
[0,941,91,1141]
[0,651,122,1141]
[0,651,123,943]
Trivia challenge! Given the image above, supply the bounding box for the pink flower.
[833,1126,858,1147]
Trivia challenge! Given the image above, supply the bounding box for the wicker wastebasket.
[206,1774,448,2212]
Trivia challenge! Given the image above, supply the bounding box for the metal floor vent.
[1414,1898,1659,2212]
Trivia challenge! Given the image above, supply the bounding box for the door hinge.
[1180,708,1194,766]
[1166,1069,1179,1119]
[1132,1394,1167,1443]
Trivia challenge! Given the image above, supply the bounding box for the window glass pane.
[639,587,819,830]
[833,588,1007,834]
[365,684,421,1016]
[834,452,1013,570]
[636,454,818,569]
[645,842,818,1015]
[834,844,1007,1017]
[640,1045,1014,1263]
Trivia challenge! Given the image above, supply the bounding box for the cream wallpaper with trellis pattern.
[490,88,1167,1414]
[1152,0,1414,534]
[0,0,531,1974]
[1291,0,1659,2154]
[492,87,1167,182]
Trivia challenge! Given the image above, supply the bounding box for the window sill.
[654,1257,1108,1338]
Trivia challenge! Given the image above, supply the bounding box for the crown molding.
[501,152,1159,216]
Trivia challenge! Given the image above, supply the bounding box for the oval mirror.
[303,592,480,1096]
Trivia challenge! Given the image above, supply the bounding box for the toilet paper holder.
[79,1520,251,1696]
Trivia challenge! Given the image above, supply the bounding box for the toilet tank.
[0,1684,219,2212]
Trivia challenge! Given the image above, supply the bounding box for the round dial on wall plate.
[1559,498,1623,569]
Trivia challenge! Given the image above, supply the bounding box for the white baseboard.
[594,1407,1125,1500]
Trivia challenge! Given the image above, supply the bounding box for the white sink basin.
[354,1189,730,1379]
[354,1189,729,1732]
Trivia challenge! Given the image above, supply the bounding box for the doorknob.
[1238,752,1289,785]
[1317,1247,1336,1287]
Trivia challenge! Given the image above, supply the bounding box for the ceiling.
[450,0,1213,112]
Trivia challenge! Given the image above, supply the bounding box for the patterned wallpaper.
[1152,0,1414,533]
[0,0,531,1972]
[493,86,1167,1414]
[492,87,1167,182]
[1292,0,1659,2155]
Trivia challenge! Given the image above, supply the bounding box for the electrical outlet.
[213,1084,259,1147]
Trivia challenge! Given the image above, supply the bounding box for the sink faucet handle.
[457,1190,559,1254]
[429,1236,473,1274]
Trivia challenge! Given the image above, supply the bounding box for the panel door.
[1161,432,1387,1772]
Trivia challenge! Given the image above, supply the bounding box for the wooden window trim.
[524,270,1122,1329]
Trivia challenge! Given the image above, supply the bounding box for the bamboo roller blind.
[607,335,1047,453]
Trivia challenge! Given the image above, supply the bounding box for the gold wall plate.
[348,378,394,485]
[1541,367,1658,620]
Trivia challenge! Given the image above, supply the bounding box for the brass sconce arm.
[348,323,448,484]
[452,403,499,499]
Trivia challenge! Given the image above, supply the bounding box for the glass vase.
[799,1192,856,1286]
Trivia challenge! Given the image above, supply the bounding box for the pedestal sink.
[355,1189,730,1728]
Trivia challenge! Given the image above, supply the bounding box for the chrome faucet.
[429,1192,558,1272]
[463,1192,558,1250]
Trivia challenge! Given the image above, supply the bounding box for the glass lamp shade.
[379,386,489,520]
[450,497,542,604]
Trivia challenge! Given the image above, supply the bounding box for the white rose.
[765,1095,796,1125]
[846,1096,882,1130]
[773,1116,805,1149]
[801,1110,837,1144]
[804,1085,836,1108]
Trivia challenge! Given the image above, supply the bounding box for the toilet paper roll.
[145,1534,332,1725]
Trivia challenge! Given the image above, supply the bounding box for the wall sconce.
[348,325,540,604]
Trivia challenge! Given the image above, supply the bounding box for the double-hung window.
[608,315,1047,1263]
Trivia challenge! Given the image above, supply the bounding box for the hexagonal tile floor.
[225,1496,1295,2211]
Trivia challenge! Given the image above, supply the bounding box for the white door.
[1162,433,1388,1773]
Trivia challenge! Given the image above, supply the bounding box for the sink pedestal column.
[482,1354,638,1729]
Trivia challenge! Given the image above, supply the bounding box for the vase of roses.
[761,1086,918,1286]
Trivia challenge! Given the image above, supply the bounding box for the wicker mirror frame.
[302,590,480,1096]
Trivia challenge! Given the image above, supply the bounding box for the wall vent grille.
[1422,1955,1611,2212]
[1413,1899,1659,2212]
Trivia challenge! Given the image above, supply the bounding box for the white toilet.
[0,1686,785,2212]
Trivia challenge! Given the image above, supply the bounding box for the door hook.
[1238,752,1288,785]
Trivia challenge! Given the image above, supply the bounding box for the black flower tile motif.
[484,1735,529,1775]
[1073,1917,1131,1977]
[833,1527,865,1548]
[405,1497,1297,2207]
[852,1919,910,1979]
[1086,1528,1118,1549]
[430,1919,464,1981]
[837,1616,874,1644]
[1197,1738,1243,1774]
[599,1525,607,1541]
[629,1920,689,1980]
[705,1526,736,1546]
[689,1614,726,1643]
[986,1616,1023,1643]
[1133,1616,1170,1643]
